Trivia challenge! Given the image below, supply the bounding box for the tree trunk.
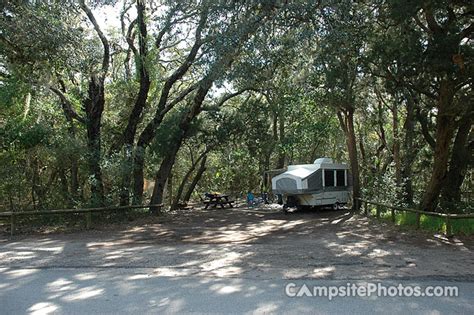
[58,166,70,206]
[149,79,214,212]
[132,146,145,205]
[392,102,401,186]
[142,10,263,206]
[421,80,456,211]
[57,87,81,203]
[338,108,361,209]
[183,156,207,203]
[84,76,105,206]
[113,0,150,154]
[149,144,181,213]
[171,165,196,210]
[130,12,208,203]
[80,0,109,206]
[416,108,436,149]
[70,159,79,201]
[261,152,271,192]
[31,156,39,209]
[401,90,417,205]
[171,150,209,210]
[167,171,173,207]
[119,145,134,206]
[358,127,366,167]
[441,113,473,205]
[276,110,285,168]
[117,1,151,206]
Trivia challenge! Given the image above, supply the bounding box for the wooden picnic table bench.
[203,194,234,209]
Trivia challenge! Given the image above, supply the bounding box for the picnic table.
[204,193,234,209]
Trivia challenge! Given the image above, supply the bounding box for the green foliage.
[0,75,31,109]
[1,120,50,150]
[0,1,84,79]
[372,207,474,236]
[0,0,472,231]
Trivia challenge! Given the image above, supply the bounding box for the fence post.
[364,201,368,216]
[376,205,380,218]
[391,209,395,223]
[85,211,92,229]
[445,216,452,237]
[416,213,421,229]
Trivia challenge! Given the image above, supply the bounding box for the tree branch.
[79,0,110,77]
[415,108,436,149]
[136,8,208,148]
[126,18,138,56]
[460,23,473,39]
[155,6,180,50]
[423,5,443,34]
[413,12,430,33]
[50,87,85,124]
[215,89,253,108]
[159,83,198,117]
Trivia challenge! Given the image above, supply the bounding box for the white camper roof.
[286,157,349,172]
[314,157,333,164]
[285,168,315,179]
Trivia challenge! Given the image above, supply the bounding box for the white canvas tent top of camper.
[271,158,351,195]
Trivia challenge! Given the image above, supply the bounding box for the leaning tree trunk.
[149,143,181,213]
[131,11,208,204]
[183,155,208,203]
[441,113,473,205]
[171,150,209,210]
[147,8,268,209]
[171,164,195,210]
[149,78,214,213]
[421,80,456,211]
[150,83,219,211]
[338,107,361,209]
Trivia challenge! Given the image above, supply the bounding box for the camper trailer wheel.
[332,202,340,211]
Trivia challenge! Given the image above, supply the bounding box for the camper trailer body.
[271,158,352,208]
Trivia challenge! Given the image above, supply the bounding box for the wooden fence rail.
[0,204,163,236]
[354,198,474,236]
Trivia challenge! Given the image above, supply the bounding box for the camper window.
[336,170,345,187]
[324,169,335,187]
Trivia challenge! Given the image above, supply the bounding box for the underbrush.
[368,206,474,236]
[0,208,152,235]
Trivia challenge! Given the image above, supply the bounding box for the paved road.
[1,268,473,314]
[1,208,473,314]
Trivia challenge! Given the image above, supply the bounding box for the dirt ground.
[1,204,473,281]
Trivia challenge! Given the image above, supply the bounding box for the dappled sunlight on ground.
[0,206,473,285]
[28,301,60,315]
[0,204,473,313]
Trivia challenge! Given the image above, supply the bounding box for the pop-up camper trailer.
[271,158,352,210]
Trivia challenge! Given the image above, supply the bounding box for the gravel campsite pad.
[1,205,473,281]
